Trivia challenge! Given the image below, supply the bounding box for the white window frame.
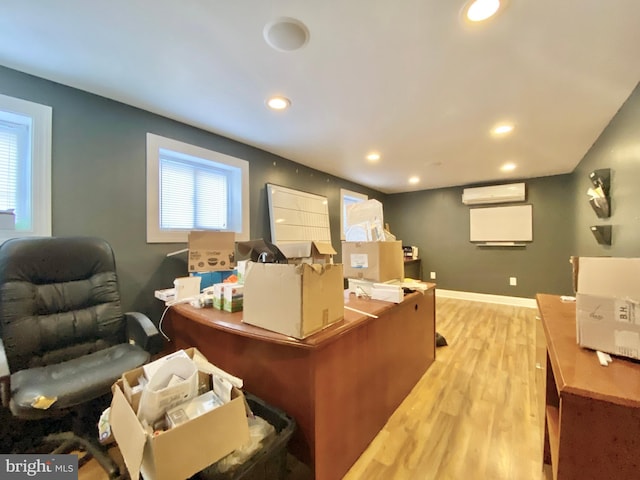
[146,133,250,243]
[340,188,368,240]
[0,94,52,243]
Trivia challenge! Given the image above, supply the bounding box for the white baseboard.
[436,289,537,309]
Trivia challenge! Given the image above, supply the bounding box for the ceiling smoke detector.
[264,17,310,52]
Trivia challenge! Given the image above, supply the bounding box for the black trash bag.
[236,239,288,264]
[436,332,448,347]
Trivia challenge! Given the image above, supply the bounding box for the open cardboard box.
[110,348,250,480]
[242,262,344,339]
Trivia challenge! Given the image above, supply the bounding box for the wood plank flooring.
[343,297,550,480]
[79,297,550,480]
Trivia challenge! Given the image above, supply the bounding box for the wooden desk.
[165,286,436,480]
[536,294,640,480]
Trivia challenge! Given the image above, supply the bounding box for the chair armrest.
[124,312,164,355]
[0,338,11,408]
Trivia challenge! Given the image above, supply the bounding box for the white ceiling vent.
[462,182,526,205]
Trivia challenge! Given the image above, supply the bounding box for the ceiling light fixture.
[463,0,503,22]
[409,176,420,185]
[366,152,381,162]
[266,96,291,111]
[492,123,514,136]
[501,162,516,172]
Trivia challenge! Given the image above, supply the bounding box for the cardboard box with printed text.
[188,231,236,273]
[575,257,640,360]
[341,241,404,282]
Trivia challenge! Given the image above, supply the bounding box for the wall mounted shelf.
[590,225,612,246]
[587,168,611,219]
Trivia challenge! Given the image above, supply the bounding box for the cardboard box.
[188,231,236,272]
[236,260,249,284]
[211,283,228,310]
[242,262,344,339]
[575,257,640,360]
[223,284,243,313]
[342,241,404,282]
[277,241,337,265]
[110,348,250,480]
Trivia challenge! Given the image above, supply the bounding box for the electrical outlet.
[509,277,517,286]
[430,271,436,279]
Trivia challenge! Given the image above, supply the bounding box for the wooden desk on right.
[536,294,640,479]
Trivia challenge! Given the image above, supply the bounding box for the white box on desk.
[371,283,404,303]
[575,257,640,360]
[348,278,375,297]
[242,262,344,339]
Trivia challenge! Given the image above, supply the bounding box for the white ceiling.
[1,1,639,194]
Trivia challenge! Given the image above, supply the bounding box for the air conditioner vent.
[462,183,526,205]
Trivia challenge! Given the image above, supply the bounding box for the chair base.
[44,431,125,479]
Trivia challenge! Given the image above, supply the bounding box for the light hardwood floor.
[80,297,551,480]
[343,297,550,480]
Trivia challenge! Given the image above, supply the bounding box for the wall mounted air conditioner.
[462,182,526,205]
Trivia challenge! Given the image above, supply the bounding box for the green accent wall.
[572,82,640,257]
[384,174,575,298]
[0,66,382,321]
[1,64,638,315]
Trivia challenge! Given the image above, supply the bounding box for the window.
[0,94,52,242]
[340,188,368,240]
[146,133,250,243]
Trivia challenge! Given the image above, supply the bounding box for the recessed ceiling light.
[266,96,291,110]
[501,162,516,172]
[464,0,502,22]
[409,176,420,184]
[492,123,514,136]
[366,152,381,162]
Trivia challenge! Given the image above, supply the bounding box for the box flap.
[312,241,336,256]
[110,382,147,480]
[277,241,312,259]
[577,257,640,299]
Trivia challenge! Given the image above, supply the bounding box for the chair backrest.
[0,237,126,372]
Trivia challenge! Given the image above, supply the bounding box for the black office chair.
[0,236,163,478]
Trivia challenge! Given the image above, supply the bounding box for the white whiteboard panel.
[470,205,533,242]
[267,184,331,244]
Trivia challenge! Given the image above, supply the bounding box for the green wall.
[384,174,575,298]
[0,65,381,320]
[1,64,638,315]
[572,82,640,257]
